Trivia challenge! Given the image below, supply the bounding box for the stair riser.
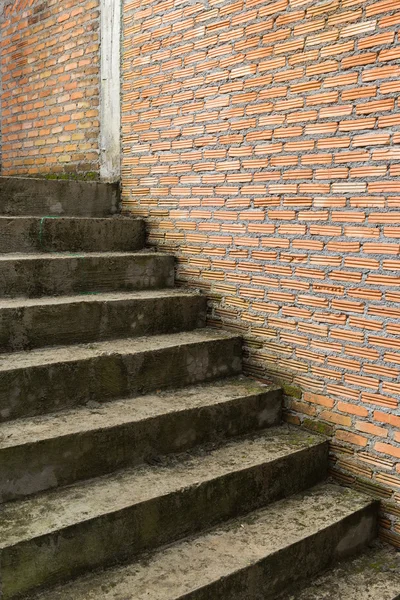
[0,390,282,502]
[0,254,174,298]
[178,506,378,600]
[0,337,242,421]
[0,177,119,217]
[1,442,329,598]
[0,294,207,352]
[0,218,145,253]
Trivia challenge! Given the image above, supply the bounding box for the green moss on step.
[281,383,302,399]
[303,418,333,437]
[42,172,100,181]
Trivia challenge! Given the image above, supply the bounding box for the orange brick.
[336,430,368,447]
[320,410,351,427]
[375,442,400,460]
[106,0,400,547]
[338,402,368,417]
[356,421,388,438]
[303,392,334,408]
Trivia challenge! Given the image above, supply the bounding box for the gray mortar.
[120,0,400,532]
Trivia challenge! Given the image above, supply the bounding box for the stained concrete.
[0,177,119,216]
[0,289,207,352]
[0,429,328,598]
[0,377,282,501]
[29,484,377,600]
[0,179,387,600]
[282,542,400,599]
[0,216,145,253]
[0,251,175,297]
[0,329,243,420]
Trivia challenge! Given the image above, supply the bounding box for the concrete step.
[0,427,329,599]
[0,329,242,421]
[0,177,119,217]
[26,483,377,600]
[0,289,207,352]
[0,216,145,253]
[0,376,282,502]
[0,251,174,298]
[282,542,400,600]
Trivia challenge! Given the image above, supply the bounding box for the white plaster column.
[100,0,121,182]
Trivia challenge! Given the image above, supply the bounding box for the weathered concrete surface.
[0,216,145,253]
[0,251,174,297]
[0,377,282,501]
[0,177,119,216]
[0,428,328,598]
[282,541,400,599]
[0,289,207,352]
[28,484,378,600]
[0,329,242,421]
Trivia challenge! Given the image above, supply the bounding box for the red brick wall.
[121,0,400,545]
[1,0,100,177]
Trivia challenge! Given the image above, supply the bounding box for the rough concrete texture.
[0,377,282,501]
[0,178,119,216]
[0,216,145,253]
[282,541,400,600]
[0,289,207,352]
[0,329,242,421]
[0,428,329,598]
[28,484,377,600]
[0,251,175,297]
[0,179,386,600]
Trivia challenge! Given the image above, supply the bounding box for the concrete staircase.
[0,177,397,599]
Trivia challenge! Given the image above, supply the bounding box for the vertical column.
[100,0,121,182]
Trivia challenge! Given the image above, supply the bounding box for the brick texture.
[1,0,100,177]
[121,0,400,546]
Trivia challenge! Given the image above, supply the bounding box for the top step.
[0,177,119,217]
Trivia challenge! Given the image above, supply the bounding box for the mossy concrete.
[0,176,386,600]
[0,177,119,217]
[0,329,242,421]
[282,541,400,599]
[29,484,378,600]
[0,427,328,598]
[0,377,282,502]
[0,216,145,253]
[0,289,207,352]
[0,251,174,298]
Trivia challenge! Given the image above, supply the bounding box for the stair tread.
[29,483,375,600]
[0,425,325,549]
[0,250,164,260]
[282,542,400,599]
[0,328,239,371]
[0,376,277,448]
[0,288,200,309]
[0,216,141,221]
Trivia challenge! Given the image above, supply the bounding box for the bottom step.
[31,484,377,600]
[282,541,400,600]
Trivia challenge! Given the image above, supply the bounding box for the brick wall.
[1,0,101,177]
[121,0,400,546]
